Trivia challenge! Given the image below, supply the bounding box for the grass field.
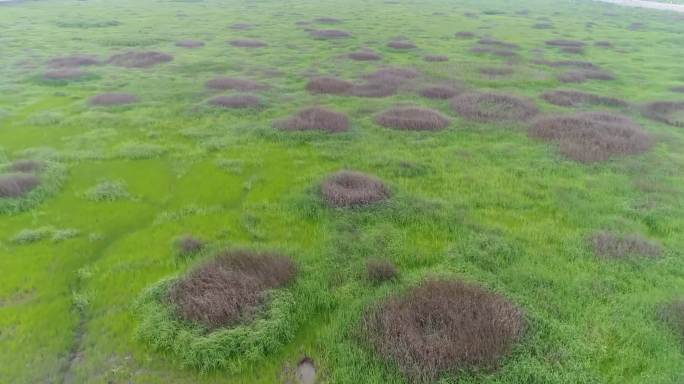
[1,0,684,383]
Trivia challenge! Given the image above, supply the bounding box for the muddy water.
[596,0,684,13]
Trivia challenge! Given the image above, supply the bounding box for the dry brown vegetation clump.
[321,171,390,208]
[360,279,524,383]
[43,68,88,80]
[176,40,205,48]
[108,51,173,68]
[388,40,417,49]
[479,67,514,77]
[306,76,354,95]
[350,68,418,98]
[0,173,40,198]
[452,92,538,122]
[547,60,599,69]
[206,77,266,91]
[542,90,627,108]
[424,55,448,62]
[420,85,461,99]
[8,160,45,173]
[309,29,351,39]
[558,69,614,83]
[641,101,684,127]
[176,234,204,257]
[168,250,297,330]
[588,231,662,259]
[348,49,382,61]
[274,107,349,133]
[375,107,451,131]
[89,93,138,106]
[208,95,261,108]
[659,299,684,342]
[560,46,584,54]
[366,260,398,284]
[477,37,519,50]
[229,39,267,48]
[529,112,653,163]
[455,31,475,39]
[47,54,100,67]
[545,39,585,48]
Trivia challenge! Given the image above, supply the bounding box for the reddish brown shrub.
[546,39,585,48]
[43,68,88,80]
[0,173,40,198]
[8,160,45,173]
[205,77,266,91]
[659,299,684,342]
[452,92,538,122]
[641,101,684,127]
[360,279,524,383]
[229,39,267,48]
[176,234,204,256]
[306,77,353,95]
[176,40,205,48]
[424,55,448,62]
[348,49,382,61]
[274,107,349,133]
[208,95,261,108]
[47,54,100,68]
[89,93,138,106]
[321,171,390,208]
[366,260,398,283]
[420,85,461,99]
[479,67,514,77]
[588,231,662,259]
[455,31,475,39]
[388,40,417,49]
[168,250,297,329]
[529,112,653,163]
[542,90,627,108]
[108,51,173,68]
[375,107,451,131]
[309,29,351,39]
[229,23,254,30]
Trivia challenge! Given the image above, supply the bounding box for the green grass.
[1,0,683,383]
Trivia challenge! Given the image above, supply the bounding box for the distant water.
[596,0,684,12]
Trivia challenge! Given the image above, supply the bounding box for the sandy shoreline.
[595,0,684,13]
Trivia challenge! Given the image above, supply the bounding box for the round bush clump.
[175,234,204,257]
[0,173,40,198]
[529,112,653,163]
[8,160,45,173]
[306,76,354,95]
[388,40,417,49]
[360,279,524,383]
[274,107,349,133]
[108,51,173,68]
[420,85,461,99]
[206,77,266,91]
[375,106,451,131]
[641,101,684,127]
[43,68,88,80]
[47,54,100,67]
[542,90,627,108]
[659,299,684,343]
[348,49,382,61]
[309,29,351,39]
[589,231,662,259]
[89,93,138,106]
[349,68,418,98]
[208,95,261,108]
[479,67,514,77]
[229,39,267,48]
[558,69,614,83]
[366,259,398,284]
[452,92,538,122]
[424,55,448,62]
[321,170,390,208]
[455,31,475,39]
[176,40,205,48]
[545,39,585,48]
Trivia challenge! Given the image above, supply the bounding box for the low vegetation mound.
[542,90,627,108]
[455,31,475,39]
[0,173,40,198]
[477,37,519,50]
[529,112,653,163]
[229,39,267,47]
[470,45,517,58]
[361,279,524,383]
[206,77,266,91]
[452,92,538,122]
[89,93,138,106]
[43,68,88,80]
[309,29,351,39]
[47,54,100,67]
[175,234,204,257]
[168,250,296,330]
[176,40,205,48]
[375,106,451,131]
[589,231,662,259]
[313,17,341,24]
[208,95,261,108]
[366,260,398,284]
[348,49,382,61]
[274,107,349,133]
[321,171,390,208]
[641,101,684,127]
[533,22,554,29]
[420,85,461,99]
[230,23,254,30]
[547,60,599,69]
[424,55,448,62]
[671,86,684,93]
[558,69,614,83]
[108,51,173,68]
[595,41,613,48]
[8,160,45,173]
[659,299,684,343]
[545,39,585,48]
[350,68,418,98]
[388,40,417,49]
[306,76,354,95]
[479,67,514,77]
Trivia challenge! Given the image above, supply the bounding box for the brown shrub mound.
[595,41,613,48]
[420,85,461,99]
[108,51,173,68]
[230,23,254,30]
[529,112,653,163]
[43,68,88,80]
[47,54,100,68]
[176,40,205,48]
[321,170,390,208]
[424,55,448,62]
[306,76,353,95]
[376,107,451,131]
[168,250,297,329]
[310,29,351,39]
[548,60,599,69]
[229,39,267,48]
[479,67,514,77]
[364,68,418,82]
[561,46,584,54]
[546,39,585,48]
[348,49,382,61]
[470,46,517,58]
[452,92,539,122]
[388,40,417,49]
[350,68,418,98]
[0,173,40,198]
[659,299,684,342]
[542,90,627,108]
[206,77,266,91]
[455,31,475,39]
[641,101,684,127]
[361,279,524,383]
[313,17,341,24]
[477,37,519,50]
[176,234,204,256]
[588,231,662,259]
[274,107,349,133]
[89,93,138,106]
[8,160,45,173]
[558,69,614,83]
[366,260,398,284]
[670,86,684,93]
[208,95,261,108]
